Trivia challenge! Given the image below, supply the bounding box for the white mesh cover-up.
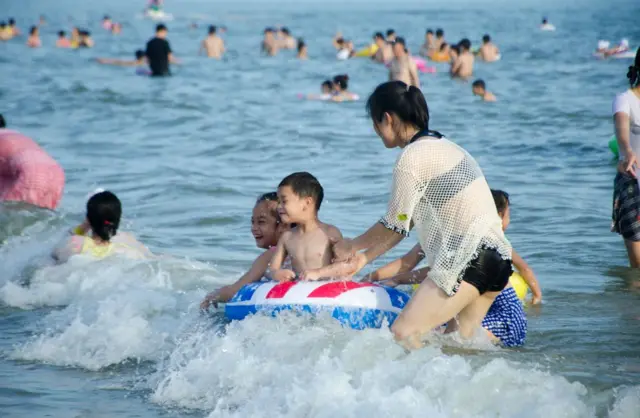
[380,137,512,296]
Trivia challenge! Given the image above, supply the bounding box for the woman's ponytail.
[86,191,122,242]
[366,81,429,131]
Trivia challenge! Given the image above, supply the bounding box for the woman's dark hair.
[491,189,510,214]
[321,80,333,90]
[0,114,6,128]
[58,30,66,37]
[9,18,15,25]
[29,26,37,35]
[297,38,305,51]
[386,29,395,37]
[366,81,429,130]
[436,28,444,37]
[135,49,145,59]
[87,191,122,241]
[628,47,640,87]
[439,42,448,52]
[333,74,349,90]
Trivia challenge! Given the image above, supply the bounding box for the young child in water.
[26,26,41,48]
[200,192,290,309]
[269,172,357,282]
[56,31,71,48]
[53,191,153,263]
[472,79,497,102]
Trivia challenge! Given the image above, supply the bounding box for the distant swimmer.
[472,79,497,102]
[0,22,11,41]
[372,32,393,64]
[53,191,154,264]
[277,27,296,49]
[102,15,112,31]
[434,28,446,50]
[26,26,41,48]
[540,17,556,31]
[56,31,71,48]
[262,27,278,56]
[605,39,631,57]
[333,34,354,60]
[386,29,396,43]
[78,30,94,48]
[331,74,359,101]
[297,38,308,59]
[199,25,225,58]
[478,34,500,62]
[111,23,122,35]
[389,37,420,88]
[8,18,20,37]
[70,27,81,48]
[97,50,147,66]
[450,38,474,79]
[431,42,451,62]
[301,80,334,100]
[146,24,178,76]
[419,29,434,57]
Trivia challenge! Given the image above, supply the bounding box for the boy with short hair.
[269,172,356,282]
[472,79,497,102]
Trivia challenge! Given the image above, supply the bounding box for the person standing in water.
[262,27,278,56]
[26,26,41,48]
[472,80,497,102]
[146,24,178,76]
[419,29,434,57]
[199,25,225,58]
[56,31,71,48]
[297,39,308,59]
[277,27,296,50]
[389,38,420,88]
[386,29,396,43]
[333,81,513,349]
[612,48,640,267]
[477,34,500,62]
[451,38,474,79]
[372,32,393,64]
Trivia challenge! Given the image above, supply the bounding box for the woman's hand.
[618,151,638,177]
[332,238,355,262]
[200,289,222,310]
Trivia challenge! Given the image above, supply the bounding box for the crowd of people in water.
[2,10,639,350]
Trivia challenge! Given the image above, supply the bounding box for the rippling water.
[2,0,640,416]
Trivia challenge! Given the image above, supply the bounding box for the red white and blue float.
[225,281,410,330]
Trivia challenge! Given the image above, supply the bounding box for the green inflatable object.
[609,136,619,157]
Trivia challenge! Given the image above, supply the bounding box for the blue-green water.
[1,0,640,417]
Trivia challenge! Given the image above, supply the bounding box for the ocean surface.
[1,0,640,416]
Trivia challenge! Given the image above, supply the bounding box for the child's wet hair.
[297,38,305,51]
[491,189,510,214]
[627,48,640,87]
[333,74,349,90]
[321,80,333,90]
[374,32,384,40]
[279,172,324,212]
[366,81,430,131]
[87,191,122,242]
[58,30,66,37]
[386,29,395,37]
[281,27,290,35]
[436,28,444,37]
[459,38,471,50]
[29,26,37,35]
[135,49,145,60]
[472,79,486,89]
[208,25,217,34]
[482,34,491,43]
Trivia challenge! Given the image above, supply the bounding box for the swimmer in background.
[434,28,446,50]
[331,74,359,102]
[334,36,355,60]
[26,26,41,48]
[102,15,112,31]
[262,27,278,56]
[200,192,292,310]
[0,22,11,41]
[78,30,94,48]
[269,172,358,282]
[111,23,122,35]
[277,27,296,49]
[419,29,434,57]
[70,27,81,48]
[389,37,420,88]
[302,80,333,100]
[97,50,147,66]
[450,38,474,79]
[8,18,20,37]
[146,24,178,76]
[372,32,393,64]
[472,79,497,102]
[56,31,71,48]
[199,25,225,58]
[53,191,154,264]
[431,42,451,62]
[297,39,308,59]
[477,34,500,62]
[605,39,630,57]
[386,29,396,43]
[540,17,556,31]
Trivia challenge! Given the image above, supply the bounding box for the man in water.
[200,25,225,58]
[419,29,434,57]
[386,29,396,43]
[472,79,497,102]
[145,24,177,76]
[389,37,420,88]
[478,34,500,62]
[262,27,278,56]
[277,27,296,49]
[434,28,445,50]
[450,38,474,79]
[372,32,393,63]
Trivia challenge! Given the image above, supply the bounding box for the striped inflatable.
[225,281,410,330]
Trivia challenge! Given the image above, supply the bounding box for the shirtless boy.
[389,37,420,88]
[372,32,393,63]
[450,38,474,79]
[472,79,497,102]
[478,34,500,62]
[269,172,357,282]
[200,25,225,58]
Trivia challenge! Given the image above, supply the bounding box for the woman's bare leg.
[624,239,640,268]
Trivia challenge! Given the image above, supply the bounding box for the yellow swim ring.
[354,43,379,57]
[410,271,529,301]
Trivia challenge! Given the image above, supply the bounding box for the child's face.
[499,205,511,231]
[472,85,484,96]
[277,186,313,224]
[251,201,279,249]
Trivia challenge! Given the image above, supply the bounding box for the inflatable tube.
[412,56,436,73]
[354,44,379,57]
[509,272,529,301]
[0,129,65,210]
[609,135,619,157]
[225,280,410,330]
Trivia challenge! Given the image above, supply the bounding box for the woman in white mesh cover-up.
[335,81,513,349]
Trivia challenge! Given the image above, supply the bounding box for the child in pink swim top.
[200,192,292,310]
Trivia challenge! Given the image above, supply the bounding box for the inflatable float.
[225,280,410,330]
[0,129,65,210]
[354,43,379,57]
[384,57,436,74]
